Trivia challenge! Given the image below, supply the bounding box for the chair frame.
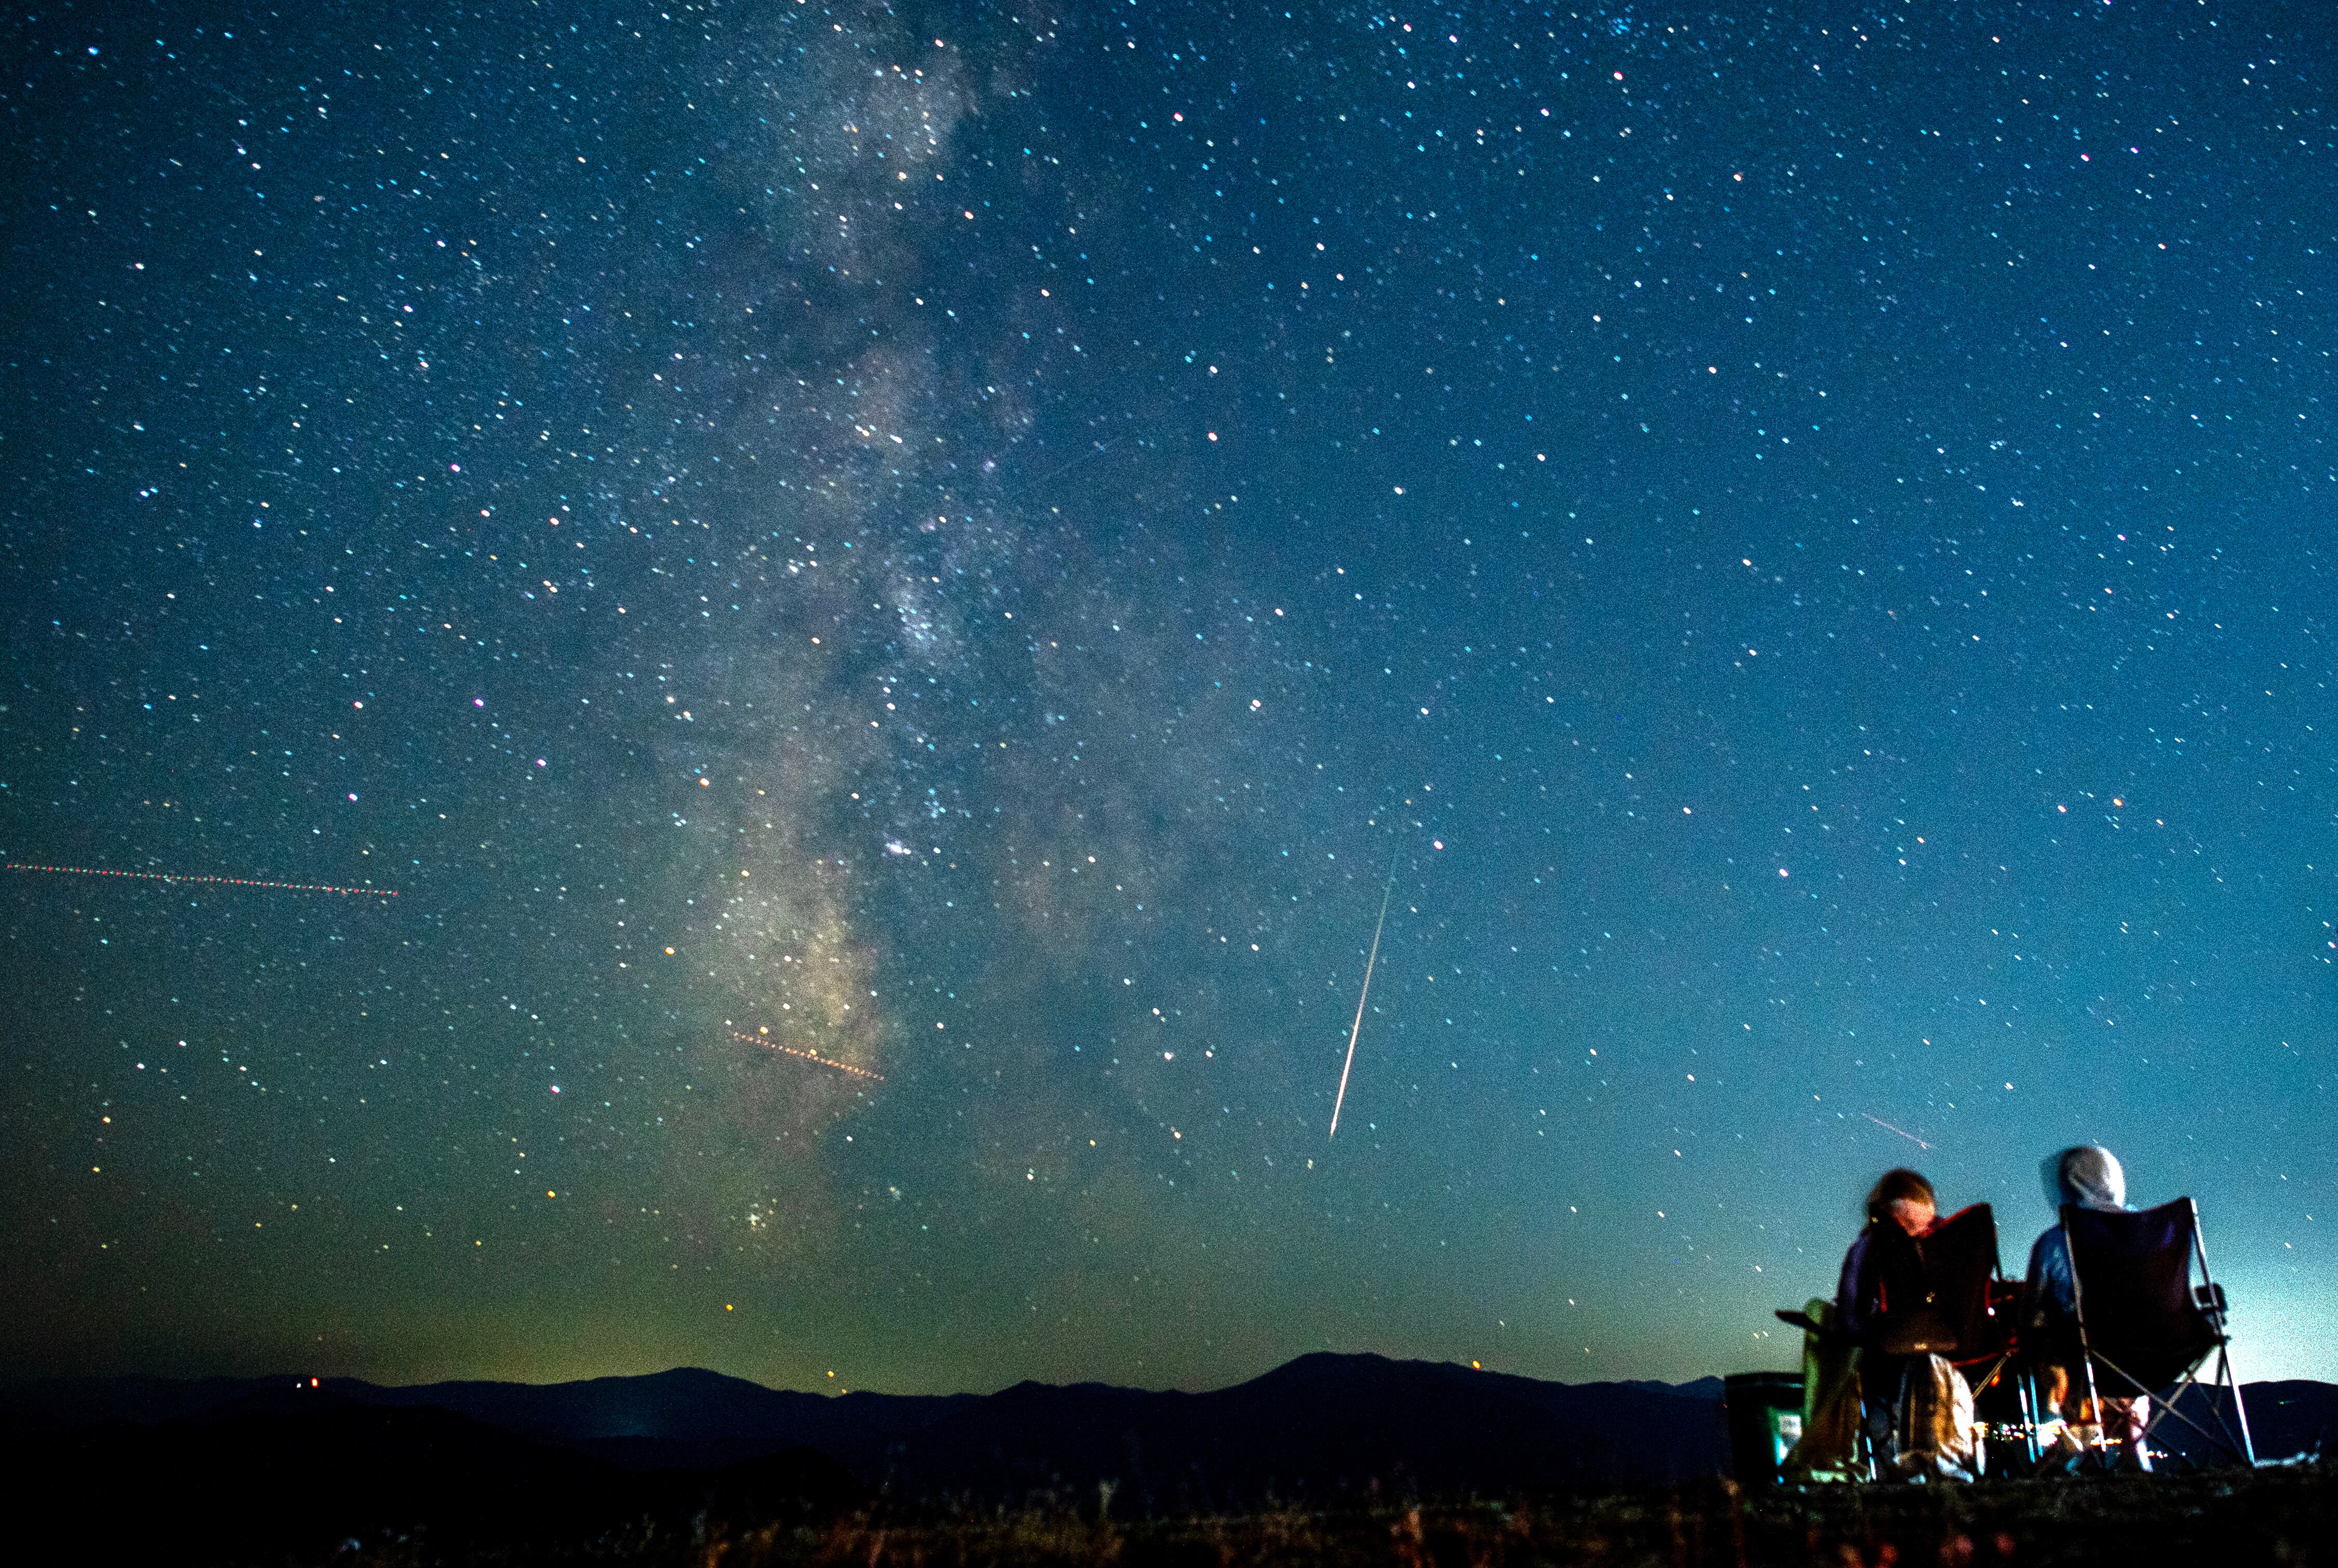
[2066,1197,2257,1468]
[1865,1205,2011,1478]
[1961,1307,2043,1472]
[1776,1277,2039,1480]
[1816,1313,2041,1481]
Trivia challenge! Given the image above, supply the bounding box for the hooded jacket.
[2025,1145,2128,1330]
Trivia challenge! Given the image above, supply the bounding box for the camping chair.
[1777,1204,2011,1479]
[2065,1198,2257,1467]
[1864,1203,2009,1472]
[1967,1279,2043,1467]
[1867,1202,2004,1362]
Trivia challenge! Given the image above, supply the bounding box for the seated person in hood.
[2025,1144,2148,1463]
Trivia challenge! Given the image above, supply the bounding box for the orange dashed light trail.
[6,862,398,897]
[731,1031,885,1082]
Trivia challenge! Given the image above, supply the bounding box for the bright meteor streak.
[6,862,397,897]
[731,1031,885,1082]
[1863,1112,1931,1150]
[1329,853,1398,1139]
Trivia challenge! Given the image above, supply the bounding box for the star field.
[2,0,2333,1391]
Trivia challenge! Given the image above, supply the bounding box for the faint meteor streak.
[731,1031,885,1082]
[6,862,397,897]
[1863,1112,1931,1150]
[1329,852,1399,1139]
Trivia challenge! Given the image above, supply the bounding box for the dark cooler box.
[1723,1371,1806,1484]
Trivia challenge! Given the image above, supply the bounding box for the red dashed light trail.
[6,862,398,897]
[731,1031,885,1082]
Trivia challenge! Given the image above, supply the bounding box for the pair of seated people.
[1799,1146,2144,1477]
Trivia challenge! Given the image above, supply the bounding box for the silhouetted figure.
[1781,1168,1980,1480]
[2025,1144,2150,1468]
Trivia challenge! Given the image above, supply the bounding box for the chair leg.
[2103,1353,2250,1468]
[2223,1346,2260,1467]
[2015,1372,2040,1468]
[2073,1351,2132,1470]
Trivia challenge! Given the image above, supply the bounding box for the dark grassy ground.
[315,1465,2334,1568]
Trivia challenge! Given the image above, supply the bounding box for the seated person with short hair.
[1839,1166,1939,1351]
[1784,1167,1988,1481]
[1834,1168,1980,1479]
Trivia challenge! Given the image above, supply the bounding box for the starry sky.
[4,0,2334,1395]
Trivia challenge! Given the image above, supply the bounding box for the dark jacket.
[2024,1145,2127,1336]
[1837,1222,1929,1349]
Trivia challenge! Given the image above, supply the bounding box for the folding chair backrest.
[2064,1198,2221,1392]
[1924,1203,2001,1356]
[1871,1203,1999,1357]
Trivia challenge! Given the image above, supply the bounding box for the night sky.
[5,0,2334,1396]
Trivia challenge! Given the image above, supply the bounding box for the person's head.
[1865,1167,1937,1235]
[2041,1145,2126,1214]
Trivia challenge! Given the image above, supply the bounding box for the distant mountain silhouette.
[1,1352,1728,1505]
[2,1364,974,1475]
[2156,1378,2337,1467]
[9,1354,2325,1523]
[876,1352,1730,1507]
[7,1353,2327,1565]
[321,1364,981,1473]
